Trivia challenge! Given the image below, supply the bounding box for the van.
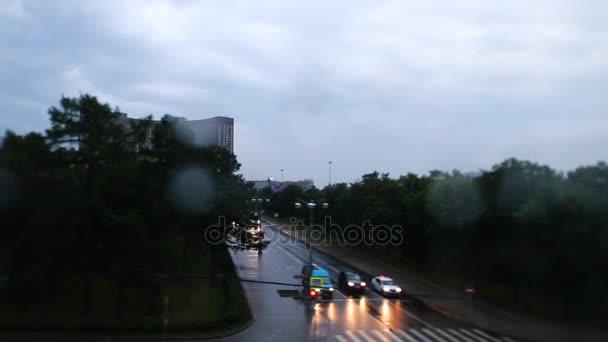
[301,264,334,299]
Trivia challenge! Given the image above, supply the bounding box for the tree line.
[261,160,608,319]
[0,94,252,323]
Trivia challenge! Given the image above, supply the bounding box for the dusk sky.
[2,0,607,187]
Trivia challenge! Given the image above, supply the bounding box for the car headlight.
[396,287,402,293]
[383,287,390,292]
[360,282,366,287]
[329,287,334,291]
[347,281,354,287]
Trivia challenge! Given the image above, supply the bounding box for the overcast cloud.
[1,0,607,186]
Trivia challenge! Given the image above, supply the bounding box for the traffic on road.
[223,218,522,342]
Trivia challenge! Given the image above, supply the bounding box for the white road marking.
[472,329,501,342]
[345,330,363,342]
[500,337,518,342]
[395,329,419,342]
[460,329,490,342]
[371,330,391,341]
[384,329,405,342]
[447,328,475,342]
[429,328,460,342]
[335,335,349,342]
[357,330,376,342]
[275,243,304,265]
[409,328,434,342]
[420,328,449,341]
[386,301,434,328]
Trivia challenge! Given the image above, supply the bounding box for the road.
[222,222,522,342]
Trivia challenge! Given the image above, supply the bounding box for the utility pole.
[308,204,314,265]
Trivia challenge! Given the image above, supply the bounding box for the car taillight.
[309,290,317,297]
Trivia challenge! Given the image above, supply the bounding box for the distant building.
[247,178,315,192]
[187,116,234,154]
[116,113,235,154]
[283,179,315,191]
[249,180,272,191]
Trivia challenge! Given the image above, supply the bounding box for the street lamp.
[251,198,267,216]
[294,199,329,265]
[280,169,284,182]
[328,161,333,186]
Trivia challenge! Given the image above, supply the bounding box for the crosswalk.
[333,328,518,342]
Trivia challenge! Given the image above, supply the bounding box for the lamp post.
[280,169,284,182]
[251,198,268,217]
[328,161,332,186]
[294,200,329,265]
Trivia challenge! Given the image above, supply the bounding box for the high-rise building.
[75,112,235,154]
[187,116,234,153]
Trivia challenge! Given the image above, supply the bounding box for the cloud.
[1,0,607,186]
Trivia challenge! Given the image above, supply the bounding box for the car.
[370,275,402,297]
[244,224,264,242]
[247,212,261,226]
[301,264,335,299]
[338,271,366,296]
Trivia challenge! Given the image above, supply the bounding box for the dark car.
[244,224,264,243]
[338,271,366,296]
[247,212,261,226]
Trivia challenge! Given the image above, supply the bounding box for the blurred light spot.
[426,175,484,228]
[167,166,215,216]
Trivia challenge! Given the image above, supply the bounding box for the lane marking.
[371,330,391,342]
[275,243,304,265]
[500,337,518,342]
[409,328,434,342]
[447,328,475,342]
[386,301,434,328]
[335,335,349,342]
[345,330,363,342]
[357,330,376,342]
[429,328,460,342]
[384,329,405,342]
[395,329,419,342]
[460,329,490,342]
[472,329,501,342]
[420,328,449,342]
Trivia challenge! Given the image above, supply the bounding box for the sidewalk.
[264,216,608,342]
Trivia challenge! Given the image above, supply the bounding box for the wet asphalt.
[221,223,521,342]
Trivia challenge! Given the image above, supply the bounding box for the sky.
[1,0,607,187]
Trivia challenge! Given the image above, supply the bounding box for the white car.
[371,275,402,297]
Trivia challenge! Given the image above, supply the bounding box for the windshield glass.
[347,273,361,281]
[381,280,395,286]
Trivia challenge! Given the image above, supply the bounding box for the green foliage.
[267,159,607,319]
[0,94,251,328]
